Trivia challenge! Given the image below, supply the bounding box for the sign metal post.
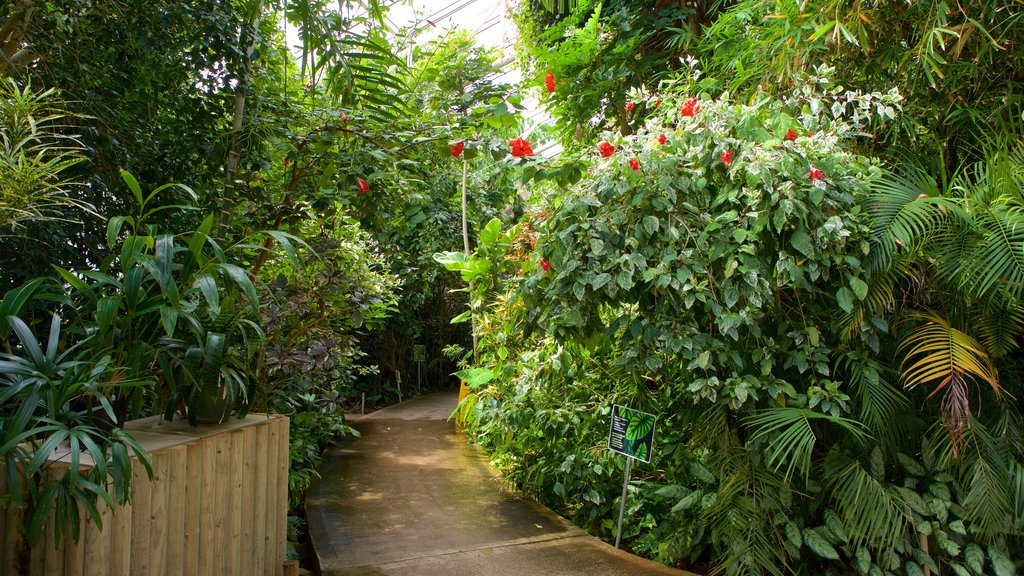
[607,404,657,549]
[615,456,631,548]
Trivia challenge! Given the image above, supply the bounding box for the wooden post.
[213,434,231,575]
[253,421,268,576]
[230,428,245,574]
[149,450,170,576]
[282,559,299,576]
[265,418,280,576]
[166,446,187,576]
[276,417,289,572]
[130,458,153,575]
[183,443,204,576]
[240,426,257,576]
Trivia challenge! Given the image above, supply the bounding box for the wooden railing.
[0,413,290,576]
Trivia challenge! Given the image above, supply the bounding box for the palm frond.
[960,423,1014,536]
[835,352,910,433]
[953,204,1024,304]
[745,407,871,482]
[866,168,950,272]
[824,451,911,554]
[975,299,1024,358]
[897,312,999,397]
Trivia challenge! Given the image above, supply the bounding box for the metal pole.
[615,456,632,548]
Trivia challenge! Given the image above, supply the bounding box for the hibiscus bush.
[448,75,1022,575]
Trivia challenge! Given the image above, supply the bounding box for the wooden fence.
[0,413,290,576]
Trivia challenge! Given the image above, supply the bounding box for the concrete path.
[307,391,697,576]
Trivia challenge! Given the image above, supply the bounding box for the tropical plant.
[0,313,150,554]
[0,79,88,232]
[443,72,1024,574]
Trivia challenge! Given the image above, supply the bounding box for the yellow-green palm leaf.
[897,312,999,397]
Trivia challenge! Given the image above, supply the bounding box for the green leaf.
[671,490,701,513]
[785,522,803,548]
[989,547,1014,576]
[824,509,848,542]
[454,368,494,389]
[896,453,925,476]
[869,447,885,478]
[855,548,871,575]
[850,277,869,300]
[905,561,925,576]
[964,543,984,573]
[0,278,46,339]
[643,215,659,235]
[837,287,854,314]
[790,230,815,257]
[479,218,502,246]
[160,306,178,338]
[803,528,840,560]
[121,169,144,207]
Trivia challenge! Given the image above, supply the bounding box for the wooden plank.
[214,433,231,575]
[166,446,187,576]
[1,465,19,576]
[63,521,85,576]
[108,485,132,576]
[276,416,289,572]
[184,442,204,576]
[253,420,268,576]
[0,463,9,573]
[283,559,299,576]
[130,451,153,575]
[82,487,113,576]
[229,429,244,575]
[265,417,280,576]
[198,437,216,576]
[149,450,170,576]
[44,518,63,576]
[239,426,256,576]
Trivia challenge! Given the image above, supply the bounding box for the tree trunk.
[220,0,264,234]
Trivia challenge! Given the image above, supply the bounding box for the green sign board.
[413,345,426,362]
[607,405,656,463]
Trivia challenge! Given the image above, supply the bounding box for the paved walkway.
[307,390,696,576]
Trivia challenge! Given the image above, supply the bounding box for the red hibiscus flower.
[509,137,535,158]
[540,259,550,272]
[658,133,667,145]
[786,129,797,142]
[721,150,735,167]
[809,166,825,182]
[357,177,369,194]
[629,158,640,171]
[450,141,465,158]
[680,97,700,117]
[626,102,635,113]
[545,71,556,94]
[654,98,661,108]
[598,141,615,158]
[808,132,815,138]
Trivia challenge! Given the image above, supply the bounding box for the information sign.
[607,405,656,463]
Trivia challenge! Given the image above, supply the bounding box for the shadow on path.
[307,391,697,576]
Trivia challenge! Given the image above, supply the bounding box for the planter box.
[0,413,290,576]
